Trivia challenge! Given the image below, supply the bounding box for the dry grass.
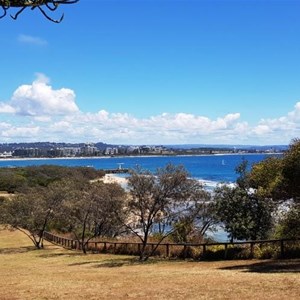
[0,229,299,300]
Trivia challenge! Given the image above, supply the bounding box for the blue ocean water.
[0,153,279,184]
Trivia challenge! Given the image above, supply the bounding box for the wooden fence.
[43,231,300,260]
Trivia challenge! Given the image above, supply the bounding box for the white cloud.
[252,101,300,139]
[287,102,300,121]
[33,116,52,122]
[252,125,272,136]
[18,34,48,46]
[0,74,299,144]
[0,103,16,113]
[55,110,246,144]
[0,73,79,117]
[1,125,40,139]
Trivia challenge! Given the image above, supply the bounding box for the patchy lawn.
[0,229,299,300]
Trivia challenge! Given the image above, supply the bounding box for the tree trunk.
[139,232,149,261]
[82,242,87,254]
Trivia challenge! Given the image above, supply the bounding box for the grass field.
[0,229,299,300]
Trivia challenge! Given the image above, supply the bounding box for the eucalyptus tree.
[58,181,126,254]
[122,164,211,261]
[2,180,75,249]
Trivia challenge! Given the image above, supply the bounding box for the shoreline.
[100,173,128,189]
[0,152,282,162]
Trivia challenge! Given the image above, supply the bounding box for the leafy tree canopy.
[0,165,105,193]
[214,185,274,241]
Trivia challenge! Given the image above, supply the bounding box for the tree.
[122,164,211,261]
[0,165,105,193]
[2,180,74,248]
[171,194,216,243]
[0,196,6,224]
[248,156,284,200]
[248,139,300,203]
[276,204,300,239]
[246,139,300,239]
[214,185,273,241]
[235,158,250,190]
[57,181,126,254]
[281,138,300,202]
[0,168,26,193]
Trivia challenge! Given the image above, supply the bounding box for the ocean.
[0,153,280,187]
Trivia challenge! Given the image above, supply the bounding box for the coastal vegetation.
[122,164,211,260]
[0,139,299,261]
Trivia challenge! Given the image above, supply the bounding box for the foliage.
[202,245,251,260]
[235,158,250,189]
[0,168,27,193]
[248,156,284,200]
[246,139,300,240]
[249,139,300,202]
[171,198,216,243]
[275,204,300,239]
[214,185,274,241]
[1,180,74,248]
[281,138,300,202]
[123,164,211,260]
[56,181,126,254]
[0,165,105,193]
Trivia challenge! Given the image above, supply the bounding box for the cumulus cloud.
[0,125,40,139]
[53,110,245,144]
[0,74,300,144]
[0,103,16,114]
[252,101,300,139]
[0,73,79,117]
[18,34,48,46]
[36,101,300,144]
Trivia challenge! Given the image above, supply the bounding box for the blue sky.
[0,0,300,145]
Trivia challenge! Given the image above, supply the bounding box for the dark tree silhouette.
[0,0,79,23]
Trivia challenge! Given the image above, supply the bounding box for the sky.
[0,0,300,145]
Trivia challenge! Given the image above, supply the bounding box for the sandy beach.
[101,174,128,188]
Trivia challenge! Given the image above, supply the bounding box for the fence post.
[151,243,155,252]
[166,243,170,258]
[280,240,285,258]
[183,244,187,259]
[224,243,228,259]
[250,242,254,258]
[202,244,206,258]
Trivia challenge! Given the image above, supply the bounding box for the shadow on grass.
[38,249,86,259]
[0,246,38,254]
[69,257,161,268]
[219,259,300,273]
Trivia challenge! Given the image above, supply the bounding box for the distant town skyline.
[0,1,300,145]
[0,141,285,159]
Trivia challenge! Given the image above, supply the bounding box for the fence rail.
[43,231,300,260]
